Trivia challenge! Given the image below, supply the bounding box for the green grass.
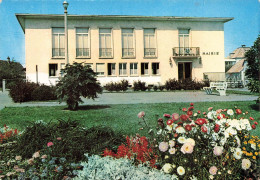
[0,101,259,137]
[226,90,259,96]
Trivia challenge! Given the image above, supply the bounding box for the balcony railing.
[99,48,112,58]
[76,48,90,57]
[173,47,200,57]
[52,48,65,57]
[122,48,135,57]
[144,48,156,57]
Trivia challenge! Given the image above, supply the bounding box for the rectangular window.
[52,28,65,57]
[99,28,112,58]
[122,29,134,57]
[108,63,116,76]
[178,29,190,55]
[49,64,58,77]
[96,63,105,76]
[119,63,127,76]
[141,63,149,75]
[85,63,93,69]
[130,63,138,76]
[152,63,159,75]
[144,29,156,57]
[76,28,90,57]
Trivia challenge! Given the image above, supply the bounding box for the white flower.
[176,127,185,134]
[213,146,223,156]
[162,163,173,173]
[185,138,195,146]
[251,143,256,150]
[177,166,185,175]
[32,151,40,158]
[193,113,198,117]
[181,143,194,154]
[169,140,175,147]
[227,170,232,174]
[207,112,214,119]
[177,136,186,144]
[233,148,242,159]
[235,135,241,147]
[167,125,173,131]
[227,109,234,116]
[209,175,214,179]
[226,127,237,135]
[157,129,162,135]
[190,175,197,180]
[169,148,176,154]
[241,159,251,170]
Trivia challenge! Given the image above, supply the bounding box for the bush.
[153,86,158,91]
[56,62,102,110]
[15,120,124,162]
[159,85,165,91]
[246,79,260,93]
[164,78,208,91]
[31,85,57,101]
[9,80,39,102]
[75,155,178,180]
[105,80,129,92]
[133,80,147,91]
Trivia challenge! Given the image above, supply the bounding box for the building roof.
[226,46,250,59]
[226,59,245,73]
[15,13,234,33]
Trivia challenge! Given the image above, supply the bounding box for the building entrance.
[178,62,192,80]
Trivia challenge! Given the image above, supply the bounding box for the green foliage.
[15,120,124,162]
[105,80,129,92]
[133,80,147,91]
[8,80,39,102]
[31,85,57,101]
[153,86,158,91]
[0,59,24,80]
[56,62,102,110]
[75,155,178,180]
[245,35,260,93]
[159,85,165,91]
[165,78,208,90]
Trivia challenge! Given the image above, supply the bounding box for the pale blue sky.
[0,0,259,66]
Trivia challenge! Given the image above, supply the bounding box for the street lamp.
[63,1,69,64]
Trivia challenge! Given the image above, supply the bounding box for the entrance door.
[178,62,192,80]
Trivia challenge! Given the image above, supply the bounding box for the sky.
[0,0,259,66]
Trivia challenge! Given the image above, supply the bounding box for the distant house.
[16,14,233,86]
[225,45,250,87]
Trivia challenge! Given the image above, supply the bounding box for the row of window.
[49,62,160,77]
[52,28,190,58]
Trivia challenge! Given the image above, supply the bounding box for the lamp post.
[63,1,69,64]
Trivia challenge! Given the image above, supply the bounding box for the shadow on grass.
[63,105,111,111]
[250,103,260,111]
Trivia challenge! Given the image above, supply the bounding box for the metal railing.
[144,48,156,57]
[122,48,135,57]
[52,48,65,57]
[99,48,112,58]
[76,48,90,57]
[173,47,200,57]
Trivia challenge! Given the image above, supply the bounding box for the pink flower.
[208,107,213,111]
[213,146,223,156]
[57,137,62,140]
[180,114,189,121]
[41,155,48,159]
[172,113,179,121]
[138,111,145,118]
[209,166,218,175]
[47,142,54,147]
[159,142,169,152]
[180,143,194,154]
[182,108,187,112]
[216,109,222,114]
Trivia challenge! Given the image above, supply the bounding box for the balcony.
[76,48,90,57]
[122,48,135,58]
[52,48,65,57]
[172,47,200,58]
[99,48,112,58]
[144,48,156,57]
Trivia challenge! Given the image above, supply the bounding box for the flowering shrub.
[103,135,158,168]
[140,103,259,179]
[0,125,19,144]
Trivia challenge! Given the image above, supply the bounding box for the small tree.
[56,62,102,110]
[245,35,260,93]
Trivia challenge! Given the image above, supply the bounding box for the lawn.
[0,101,259,136]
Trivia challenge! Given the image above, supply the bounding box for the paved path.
[0,90,258,110]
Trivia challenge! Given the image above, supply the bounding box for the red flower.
[252,124,256,129]
[203,112,206,115]
[250,117,254,121]
[201,126,207,133]
[217,116,221,120]
[177,122,183,125]
[180,114,189,121]
[182,108,187,112]
[197,110,201,114]
[47,142,53,147]
[188,106,194,111]
[214,124,220,133]
[254,122,258,125]
[236,109,242,115]
[195,118,206,125]
[187,111,193,117]
[164,114,171,118]
[222,114,226,118]
[190,103,194,106]
[185,124,192,131]
[174,133,178,138]
[172,113,180,121]
[224,109,227,112]
[167,119,174,125]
